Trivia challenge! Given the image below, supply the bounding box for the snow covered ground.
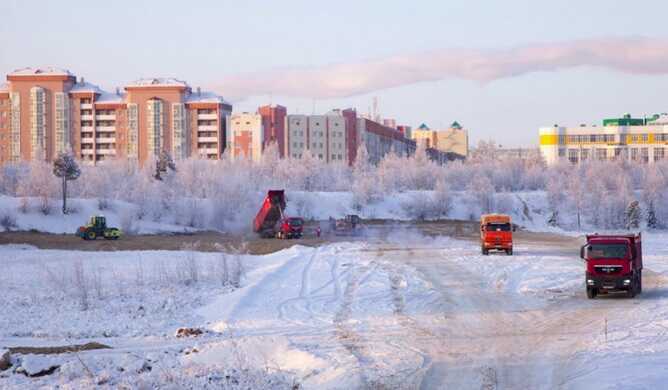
[2,230,668,388]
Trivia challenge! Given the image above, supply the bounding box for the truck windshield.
[588,244,628,259]
[486,223,511,231]
[289,219,303,226]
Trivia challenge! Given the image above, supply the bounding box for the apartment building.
[411,122,469,159]
[229,112,264,162]
[0,67,232,166]
[539,113,668,165]
[357,117,416,164]
[285,108,357,164]
[258,104,287,157]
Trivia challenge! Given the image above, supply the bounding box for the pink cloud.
[214,37,668,100]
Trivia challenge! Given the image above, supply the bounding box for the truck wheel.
[481,247,489,255]
[627,283,637,298]
[87,231,96,240]
[506,248,513,256]
[638,272,642,294]
[586,287,597,299]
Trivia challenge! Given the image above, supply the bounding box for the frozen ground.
[2,231,668,388]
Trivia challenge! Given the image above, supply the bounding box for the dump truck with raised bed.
[480,214,515,255]
[253,190,303,239]
[76,215,121,240]
[581,233,642,299]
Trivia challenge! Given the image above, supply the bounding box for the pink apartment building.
[0,67,232,166]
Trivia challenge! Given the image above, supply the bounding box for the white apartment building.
[285,110,349,163]
[229,112,264,162]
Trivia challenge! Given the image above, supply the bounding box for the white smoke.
[214,37,668,100]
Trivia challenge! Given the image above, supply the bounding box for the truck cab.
[480,214,514,255]
[581,233,642,299]
[278,217,304,239]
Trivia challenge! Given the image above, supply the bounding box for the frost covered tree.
[625,200,642,230]
[469,174,495,214]
[351,143,377,210]
[154,151,176,181]
[647,201,658,229]
[566,172,585,230]
[52,152,81,214]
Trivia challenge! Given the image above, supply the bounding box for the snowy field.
[2,231,668,388]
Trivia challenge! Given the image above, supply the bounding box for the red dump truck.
[580,233,643,299]
[253,190,304,239]
[480,214,515,255]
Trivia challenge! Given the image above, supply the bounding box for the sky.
[2,0,668,147]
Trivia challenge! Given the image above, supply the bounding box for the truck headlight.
[587,279,595,286]
[623,279,631,285]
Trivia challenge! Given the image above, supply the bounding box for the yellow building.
[539,114,668,165]
[411,122,469,158]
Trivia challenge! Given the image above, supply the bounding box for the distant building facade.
[539,113,668,165]
[258,104,287,157]
[229,113,264,162]
[0,67,232,165]
[411,122,469,159]
[285,109,354,164]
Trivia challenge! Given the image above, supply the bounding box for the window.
[558,148,566,157]
[581,149,589,161]
[596,148,607,160]
[642,134,648,142]
[558,135,566,144]
[641,148,649,163]
[630,148,639,161]
[654,147,665,162]
[568,149,578,164]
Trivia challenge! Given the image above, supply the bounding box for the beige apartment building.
[0,67,232,166]
[411,122,469,158]
[229,112,264,162]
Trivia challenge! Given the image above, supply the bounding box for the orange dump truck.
[480,214,515,255]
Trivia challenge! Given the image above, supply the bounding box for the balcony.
[81,149,94,155]
[81,126,94,132]
[96,149,116,155]
[80,115,94,121]
[96,126,116,132]
[198,148,218,155]
[81,137,94,143]
[95,137,116,143]
[198,124,218,131]
[197,137,218,143]
[96,114,116,120]
[198,113,218,120]
[81,103,93,110]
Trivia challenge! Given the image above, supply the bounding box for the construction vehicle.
[253,190,303,239]
[480,214,515,255]
[329,214,363,236]
[581,233,643,299]
[76,215,121,240]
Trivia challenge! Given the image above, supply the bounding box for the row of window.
[561,147,666,163]
[559,133,668,144]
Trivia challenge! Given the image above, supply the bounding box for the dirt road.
[0,219,581,255]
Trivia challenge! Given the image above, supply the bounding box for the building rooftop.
[95,91,125,104]
[126,77,189,88]
[185,90,229,104]
[70,81,103,94]
[450,121,462,129]
[9,67,74,76]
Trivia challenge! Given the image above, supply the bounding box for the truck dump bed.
[253,190,287,234]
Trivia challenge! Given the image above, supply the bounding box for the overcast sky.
[3,0,668,146]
